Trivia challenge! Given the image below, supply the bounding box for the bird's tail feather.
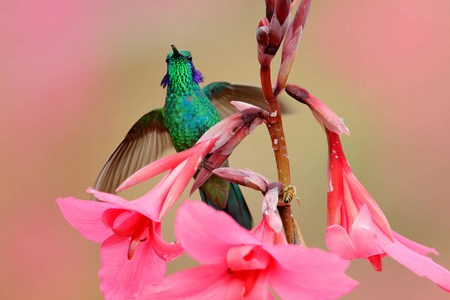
[199,182,252,230]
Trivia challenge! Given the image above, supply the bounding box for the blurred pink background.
[1,0,449,299]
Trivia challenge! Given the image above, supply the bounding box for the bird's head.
[161,45,204,88]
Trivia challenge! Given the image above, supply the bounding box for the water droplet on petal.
[327,180,334,192]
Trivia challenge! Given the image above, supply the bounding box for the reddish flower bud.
[212,167,272,193]
[256,25,270,46]
[192,103,268,194]
[286,84,350,135]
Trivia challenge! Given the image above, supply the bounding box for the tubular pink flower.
[137,201,358,300]
[326,131,391,236]
[324,129,450,291]
[191,103,268,194]
[212,167,283,217]
[56,179,185,300]
[212,167,282,195]
[286,84,349,135]
[116,139,216,192]
[56,135,220,299]
[276,0,312,92]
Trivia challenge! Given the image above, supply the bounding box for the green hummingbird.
[94,45,280,229]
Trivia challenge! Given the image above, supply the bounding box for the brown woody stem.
[260,65,295,244]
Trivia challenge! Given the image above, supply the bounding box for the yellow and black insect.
[282,184,299,205]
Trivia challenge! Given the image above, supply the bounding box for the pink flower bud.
[212,167,271,193]
[286,84,350,135]
[276,0,312,91]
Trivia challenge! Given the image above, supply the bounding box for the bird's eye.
[166,58,169,63]
[187,56,192,62]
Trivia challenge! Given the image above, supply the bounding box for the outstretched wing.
[202,82,294,119]
[94,109,173,194]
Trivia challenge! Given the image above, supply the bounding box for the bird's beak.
[171,44,181,57]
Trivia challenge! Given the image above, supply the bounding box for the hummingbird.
[94,45,281,229]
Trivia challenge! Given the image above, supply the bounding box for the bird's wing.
[202,82,295,119]
[94,108,173,194]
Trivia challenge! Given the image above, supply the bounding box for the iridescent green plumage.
[163,72,221,151]
[94,45,286,229]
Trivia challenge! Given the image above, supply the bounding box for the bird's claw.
[200,158,214,172]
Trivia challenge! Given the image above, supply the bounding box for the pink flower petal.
[87,187,131,207]
[107,211,143,237]
[175,201,261,265]
[392,231,439,257]
[251,218,276,245]
[250,215,287,246]
[116,139,215,191]
[266,246,358,299]
[327,205,385,271]
[225,269,272,300]
[99,234,166,300]
[195,122,265,194]
[197,114,242,146]
[159,155,200,218]
[326,225,359,260]
[349,205,384,258]
[262,189,279,216]
[286,85,349,135]
[56,197,114,243]
[275,230,289,246]
[327,131,394,240]
[137,265,230,300]
[376,228,450,292]
[212,167,270,193]
[343,170,394,241]
[230,100,260,111]
[227,245,270,271]
[88,187,161,221]
[276,0,312,91]
[198,108,264,152]
[91,164,187,221]
[193,115,265,194]
[326,136,344,226]
[277,47,298,92]
[149,222,184,261]
[116,141,204,191]
[247,269,273,300]
[102,208,127,230]
[265,210,283,233]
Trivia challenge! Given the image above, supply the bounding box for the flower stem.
[260,65,295,244]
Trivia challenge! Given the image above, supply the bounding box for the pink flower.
[56,188,182,300]
[212,167,282,195]
[137,201,358,300]
[191,102,268,194]
[212,167,284,217]
[325,129,450,291]
[290,86,450,291]
[117,139,216,218]
[56,140,215,299]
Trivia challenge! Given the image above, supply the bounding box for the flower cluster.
[57,0,450,299]
[57,139,214,299]
[286,83,450,291]
[57,103,359,299]
[138,201,357,300]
